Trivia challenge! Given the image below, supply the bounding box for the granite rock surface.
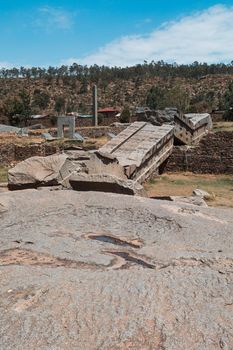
[0,190,232,349]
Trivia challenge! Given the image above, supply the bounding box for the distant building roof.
[78,114,94,118]
[31,114,47,119]
[67,112,79,117]
[98,108,120,113]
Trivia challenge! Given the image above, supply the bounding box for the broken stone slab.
[174,113,213,145]
[137,107,179,126]
[0,124,21,133]
[64,150,126,180]
[64,150,91,161]
[7,149,127,191]
[87,152,127,179]
[17,128,28,137]
[193,188,212,200]
[41,132,56,141]
[95,150,119,162]
[150,195,208,207]
[73,132,84,142]
[69,173,146,196]
[0,124,28,136]
[8,154,85,190]
[107,132,116,140]
[171,196,208,207]
[181,113,212,131]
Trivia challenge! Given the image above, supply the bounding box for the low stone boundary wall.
[164,131,233,174]
[42,125,127,138]
[0,143,59,165]
[0,125,127,166]
[77,125,126,138]
[76,116,137,128]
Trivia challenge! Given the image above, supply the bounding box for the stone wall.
[76,116,117,127]
[210,111,225,122]
[0,143,59,166]
[0,144,16,165]
[164,131,233,174]
[45,125,127,138]
[30,116,137,128]
[77,125,126,138]
[0,125,127,166]
[76,116,137,128]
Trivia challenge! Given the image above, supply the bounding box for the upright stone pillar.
[93,85,98,127]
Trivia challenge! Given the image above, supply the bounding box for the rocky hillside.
[0,74,233,123]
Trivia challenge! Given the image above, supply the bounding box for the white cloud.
[0,61,15,69]
[36,6,73,30]
[65,5,233,67]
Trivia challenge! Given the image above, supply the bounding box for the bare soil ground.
[145,172,233,208]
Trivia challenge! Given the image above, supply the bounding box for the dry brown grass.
[0,128,109,148]
[145,172,233,208]
[0,133,44,145]
[213,121,233,132]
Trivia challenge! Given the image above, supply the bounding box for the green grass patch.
[148,178,160,185]
[160,176,191,186]
[177,177,233,188]
[150,175,233,188]
[0,166,8,182]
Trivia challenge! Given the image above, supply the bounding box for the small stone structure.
[57,116,75,138]
[99,121,174,183]
[174,113,212,145]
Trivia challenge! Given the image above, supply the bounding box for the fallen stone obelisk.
[99,121,174,183]
[174,113,212,145]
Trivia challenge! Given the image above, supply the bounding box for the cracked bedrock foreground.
[0,190,233,349]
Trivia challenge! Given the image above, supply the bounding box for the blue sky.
[0,0,233,67]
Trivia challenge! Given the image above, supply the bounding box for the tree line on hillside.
[1,61,233,81]
[0,89,67,126]
[146,82,233,120]
[1,81,233,127]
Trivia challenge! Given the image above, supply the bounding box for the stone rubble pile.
[7,119,213,198]
[8,149,145,196]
